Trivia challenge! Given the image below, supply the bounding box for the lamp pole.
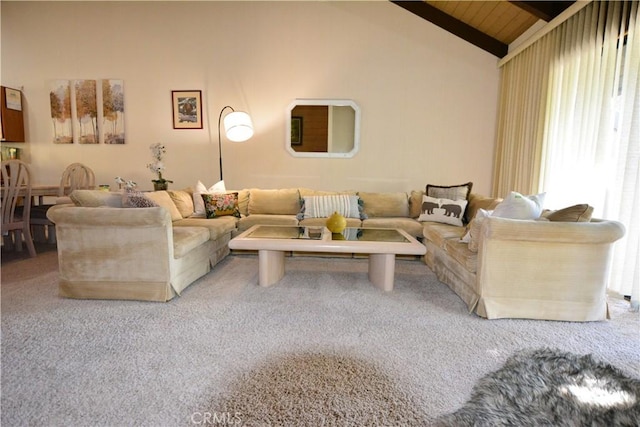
[217,106,234,181]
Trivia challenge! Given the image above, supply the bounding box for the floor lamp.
[218,106,254,182]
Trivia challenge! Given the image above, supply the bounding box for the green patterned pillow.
[202,192,241,219]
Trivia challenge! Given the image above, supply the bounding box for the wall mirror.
[286,99,361,158]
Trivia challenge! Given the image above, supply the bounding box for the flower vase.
[153,182,168,191]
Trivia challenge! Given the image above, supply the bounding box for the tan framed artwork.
[172,90,202,129]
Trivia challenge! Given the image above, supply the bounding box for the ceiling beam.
[510,1,576,22]
[391,1,508,58]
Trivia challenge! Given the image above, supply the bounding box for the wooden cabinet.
[1,86,25,142]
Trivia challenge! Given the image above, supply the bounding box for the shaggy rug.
[435,348,640,427]
[213,352,432,426]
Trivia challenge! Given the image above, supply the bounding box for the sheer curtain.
[495,1,640,310]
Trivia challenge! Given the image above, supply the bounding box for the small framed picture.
[172,90,203,129]
[5,87,22,111]
[291,116,303,145]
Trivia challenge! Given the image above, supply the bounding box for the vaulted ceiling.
[391,1,575,57]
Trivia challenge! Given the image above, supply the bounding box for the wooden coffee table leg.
[258,249,285,287]
[368,253,396,291]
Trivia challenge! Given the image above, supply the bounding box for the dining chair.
[1,160,37,257]
[31,162,96,243]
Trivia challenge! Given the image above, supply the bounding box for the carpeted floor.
[1,252,639,426]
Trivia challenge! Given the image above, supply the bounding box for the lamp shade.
[223,111,254,142]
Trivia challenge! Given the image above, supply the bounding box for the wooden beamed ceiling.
[391,1,575,58]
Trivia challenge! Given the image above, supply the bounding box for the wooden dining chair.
[1,160,37,257]
[31,162,95,243]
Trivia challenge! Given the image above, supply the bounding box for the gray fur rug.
[435,348,640,427]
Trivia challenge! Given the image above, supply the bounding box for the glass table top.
[244,226,410,243]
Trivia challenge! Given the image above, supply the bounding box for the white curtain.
[539,1,639,309]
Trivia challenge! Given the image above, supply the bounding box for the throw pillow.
[201,192,241,219]
[426,182,473,201]
[298,195,362,220]
[122,188,159,208]
[193,180,226,216]
[418,195,468,227]
[492,191,545,220]
[545,204,594,222]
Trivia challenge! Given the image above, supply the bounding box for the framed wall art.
[172,90,202,129]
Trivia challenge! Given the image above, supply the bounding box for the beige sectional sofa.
[47,187,424,302]
[423,194,626,321]
[48,186,625,323]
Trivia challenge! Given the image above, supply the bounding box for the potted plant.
[147,143,173,191]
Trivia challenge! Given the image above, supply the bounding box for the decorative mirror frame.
[285,99,361,158]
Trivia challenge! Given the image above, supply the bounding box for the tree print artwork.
[49,80,73,144]
[102,79,125,144]
[74,79,98,144]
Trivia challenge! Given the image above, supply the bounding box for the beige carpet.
[1,252,639,426]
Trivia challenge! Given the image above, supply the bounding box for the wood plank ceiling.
[392,1,575,58]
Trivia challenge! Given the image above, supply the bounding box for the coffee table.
[229,225,426,291]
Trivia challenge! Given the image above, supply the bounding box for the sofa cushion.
[298,195,362,219]
[466,193,502,224]
[492,191,545,220]
[70,189,124,207]
[362,218,423,238]
[172,226,210,259]
[248,188,301,215]
[202,192,241,219]
[358,192,409,218]
[409,190,424,218]
[174,216,238,240]
[418,195,468,226]
[145,190,182,220]
[426,182,473,201]
[168,189,195,218]
[235,189,251,217]
[442,238,478,273]
[422,222,465,247]
[545,204,594,222]
[237,214,299,233]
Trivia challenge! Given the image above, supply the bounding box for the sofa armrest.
[481,217,625,244]
[48,205,171,227]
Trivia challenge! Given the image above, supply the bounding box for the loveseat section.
[48,205,212,302]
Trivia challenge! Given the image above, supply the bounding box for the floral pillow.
[193,180,227,216]
[201,192,241,219]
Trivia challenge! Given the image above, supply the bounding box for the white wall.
[1,1,499,194]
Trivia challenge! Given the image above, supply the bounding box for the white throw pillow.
[492,191,545,220]
[193,180,226,216]
[418,195,468,227]
[299,195,361,219]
